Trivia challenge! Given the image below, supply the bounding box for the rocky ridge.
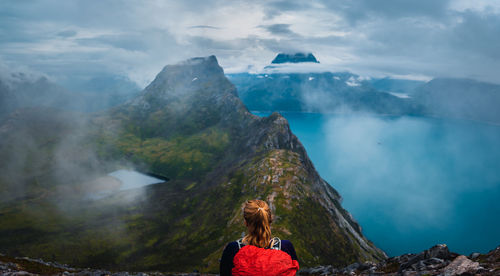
[2,244,499,275]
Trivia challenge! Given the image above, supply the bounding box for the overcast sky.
[1,0,500,87]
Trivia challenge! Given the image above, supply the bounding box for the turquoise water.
[87,170,164,200]
[254,112,500,256]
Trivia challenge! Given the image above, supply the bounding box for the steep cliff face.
[0,56,385,272]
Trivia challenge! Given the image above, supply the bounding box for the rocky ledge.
[2,244,499,276]
[298,244,500,276]
[0,253,213,276]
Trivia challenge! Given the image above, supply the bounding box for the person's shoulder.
[279,240,298,260]
[225,241,239,250]
[280,240,294,246]
[279,240,296,251]
[221,241,240,258]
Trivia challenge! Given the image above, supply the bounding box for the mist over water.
[254,111,500,256]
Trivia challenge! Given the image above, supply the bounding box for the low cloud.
[56,30,77,38]
[260,24,297,36]
[189,25,220,29]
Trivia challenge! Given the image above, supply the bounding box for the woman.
[220,199,299,276]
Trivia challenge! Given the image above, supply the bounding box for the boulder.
[424,244,451,260]
[399,244,451,273]
[443,255,480,276]
[469,252,480,259]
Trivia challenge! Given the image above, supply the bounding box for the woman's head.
[243,199,273,248]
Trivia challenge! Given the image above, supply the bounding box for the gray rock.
[412,260,427,271]
[469,252,480,259]
[298,265,337,275]
[424,257,444,265]
[399,244,451,273]
[3,272,35,276]
[400,253,424,271]
[357,261,376,271]
[424,244,450,260]
[342,262,360,273]
[443,255,480,276]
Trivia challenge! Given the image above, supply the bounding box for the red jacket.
[232,244,300,276]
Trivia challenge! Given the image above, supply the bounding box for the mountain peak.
[138,55,236,104]
[178,55,220,68]
[271,52,319,64]
[129,55,245,126]
[155,55,224,81]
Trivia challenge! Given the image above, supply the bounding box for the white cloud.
[450,0,500,13]
[0,0,499,86]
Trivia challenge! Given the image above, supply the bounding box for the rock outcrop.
[299,244,500,275]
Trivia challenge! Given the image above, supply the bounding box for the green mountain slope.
[0,56,385,272]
